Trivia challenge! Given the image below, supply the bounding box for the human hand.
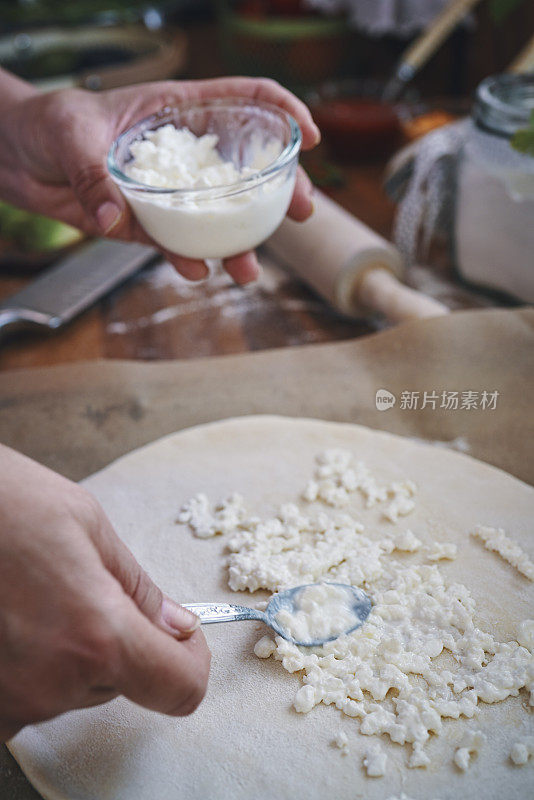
[0,75,319,284]
[0,445,210,742]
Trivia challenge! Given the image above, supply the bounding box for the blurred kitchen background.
[1,1,532,93]
[0,1,533,365]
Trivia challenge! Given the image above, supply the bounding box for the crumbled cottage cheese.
[453,730,486,771]
[509,736,534,765]
[407,741,431,769]
[226,501,379,593]
[332,731,349,754]
[301,449,417,518]
[179,449,534,772]
[363,742,387,776]
[126,125,280,190]
[122,124,295,259]
[254,635,277,659]
[387,529,422,553]
[177,492,246,538]
[517,619,534,651]
[426,542,458,562]
[293,683,317,714]
[274,583,362,644]
[383,481,417,523]
[471,526,534,581]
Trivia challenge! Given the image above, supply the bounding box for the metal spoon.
[183,583,372,647]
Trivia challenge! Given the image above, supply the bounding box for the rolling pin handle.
[356,267,449,323]
[266,190,447,323]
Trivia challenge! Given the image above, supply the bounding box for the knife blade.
[0,239,158,338]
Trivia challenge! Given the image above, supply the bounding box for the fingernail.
[313,125,321,145]
[191,263,209,281]
[179,262,209,282]
[161,599,200,635]
[96,202,122,234]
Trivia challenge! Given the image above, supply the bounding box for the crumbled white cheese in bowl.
[107,99,301,259]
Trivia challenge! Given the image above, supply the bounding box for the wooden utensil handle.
[400,0,483,73]
[358,268,449,323]
[508,34,534,74]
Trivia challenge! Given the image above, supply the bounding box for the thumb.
[95,515,200,639]
[63,134,126,235]
[114,599,211,717]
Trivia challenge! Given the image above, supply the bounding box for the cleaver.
[0,239,158,339]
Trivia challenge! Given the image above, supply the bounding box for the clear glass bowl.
[107,97,301,259]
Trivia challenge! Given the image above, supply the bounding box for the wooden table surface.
[0,153,501,373]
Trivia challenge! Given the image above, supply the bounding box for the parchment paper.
[0,307,533,799]
[0,308,532,484]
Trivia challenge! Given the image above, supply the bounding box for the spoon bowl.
[183,582,372,647]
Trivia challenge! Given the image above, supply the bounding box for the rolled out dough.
[8,417,534,800]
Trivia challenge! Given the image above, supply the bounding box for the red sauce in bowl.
[313,97,403,161]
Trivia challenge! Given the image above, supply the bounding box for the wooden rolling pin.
[265,191,448,323]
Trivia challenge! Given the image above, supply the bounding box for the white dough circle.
[8,417,534,800]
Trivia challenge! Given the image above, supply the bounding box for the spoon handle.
[182,603,264,625]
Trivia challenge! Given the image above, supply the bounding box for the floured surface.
[8,416,534,800]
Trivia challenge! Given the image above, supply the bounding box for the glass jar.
[453,74,534,302]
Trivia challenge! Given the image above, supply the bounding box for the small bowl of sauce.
[309,80,405,161]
